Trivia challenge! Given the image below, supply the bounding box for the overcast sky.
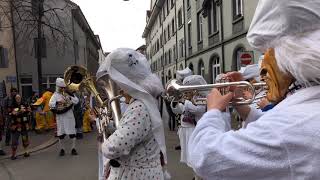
[72,0,150,52]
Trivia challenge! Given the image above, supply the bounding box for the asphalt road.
[0,127,194,180]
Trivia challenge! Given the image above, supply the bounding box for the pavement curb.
[0,137,58,161]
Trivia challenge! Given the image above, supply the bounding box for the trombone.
[165,79,267,106]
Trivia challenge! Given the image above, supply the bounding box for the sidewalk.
[165,126,194,179]
[0,130,57,160]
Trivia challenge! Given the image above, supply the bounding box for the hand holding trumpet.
[207,72,244,111]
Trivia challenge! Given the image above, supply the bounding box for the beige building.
[143,0,262,85]
[0,1,18,97]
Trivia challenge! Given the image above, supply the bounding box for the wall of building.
[0,1,18,96]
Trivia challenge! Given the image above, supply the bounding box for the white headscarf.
[183,75,208,96]
[247,0,320,87]
[247,0,320,52]
[183,75,207,86]
[96,48,167,163]
[177,67,193,82]
[238,64,260,82]
[56,78,66,88]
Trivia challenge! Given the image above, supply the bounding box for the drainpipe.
[219,0,225,72]
[175,0,178,70]
[71,9,77,65]
[182,0,187,66]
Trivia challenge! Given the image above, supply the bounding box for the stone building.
[0,1,18,97]
[143,0,262,85]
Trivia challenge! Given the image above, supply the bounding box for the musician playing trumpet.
[49,78,79,156]
[188,1,320,179]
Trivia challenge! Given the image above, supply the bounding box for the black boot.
[175,145,181,150]
[76,133,83,139]
[59,149,65,156]
[0,150,6,156]
[24,152,30,157]
[71,148,78,156]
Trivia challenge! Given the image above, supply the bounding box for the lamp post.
[37,0,44,94]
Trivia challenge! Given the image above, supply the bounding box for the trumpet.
[165,79,267,106]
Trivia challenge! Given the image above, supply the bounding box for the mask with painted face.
[260,48,294,104]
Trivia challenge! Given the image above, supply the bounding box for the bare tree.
[0,0,75,93]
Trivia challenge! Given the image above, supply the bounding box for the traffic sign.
[239,51,254,66]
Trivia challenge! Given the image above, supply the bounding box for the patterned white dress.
[102,100,164,180]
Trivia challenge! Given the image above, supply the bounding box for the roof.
[142,0,165,38]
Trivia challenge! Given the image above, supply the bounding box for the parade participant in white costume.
[172,75,207,180]
[49,78,79,156]
[170,67,193,150]
[97,48,167,180]
[188,1,320,179]
[176,67,193,83]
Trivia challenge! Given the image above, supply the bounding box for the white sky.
[72,0,150,52]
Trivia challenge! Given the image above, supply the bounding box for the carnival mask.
[260,48,294,104]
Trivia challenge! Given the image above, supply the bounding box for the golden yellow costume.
[33,91,55,130]
[82,108,92,133]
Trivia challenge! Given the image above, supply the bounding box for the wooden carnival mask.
[260,48,294,104]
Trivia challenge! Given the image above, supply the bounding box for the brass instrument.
[64,66,122,137]
[165,79,267,106]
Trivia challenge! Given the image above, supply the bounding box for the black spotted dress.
[102,100,163,180]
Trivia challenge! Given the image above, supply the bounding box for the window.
[233,0,243,20]
[161,55,164,66]
[233,47,245,70]
[188,63,194,73]
[208,0,218,35]
[167,24,171,39]
[0,47,8,68]
[197,13,203,42]
[166,0,170,15]
[34,38,47,58]
[168,49,172,64]
[167,70,172,82]
[165,52,168,65]
[164,29,167,43]
[179,64,184,70]
[173,45,176,60]
[178,9,183,27]
[198,60,205,76]
[211,57,221,83]
[187,0,190,8]
[187,22,192,48]
[171,19,175,34]
[179,39,184,58]
[74,40,79,60]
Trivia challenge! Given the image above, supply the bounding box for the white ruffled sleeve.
[188,109,288,179]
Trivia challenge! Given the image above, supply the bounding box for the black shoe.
[76,133,83,139]
[24,152,30,157]
[0,150,6,156]
[71,148,78,156]
[11,156,17,160]
[59,149,65,156]
[175,145,181,150]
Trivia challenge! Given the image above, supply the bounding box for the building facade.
[143,0,262,85]
[12,0,101,98]
[0,1,18,97]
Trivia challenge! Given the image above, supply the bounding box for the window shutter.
[3,48,8,68]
